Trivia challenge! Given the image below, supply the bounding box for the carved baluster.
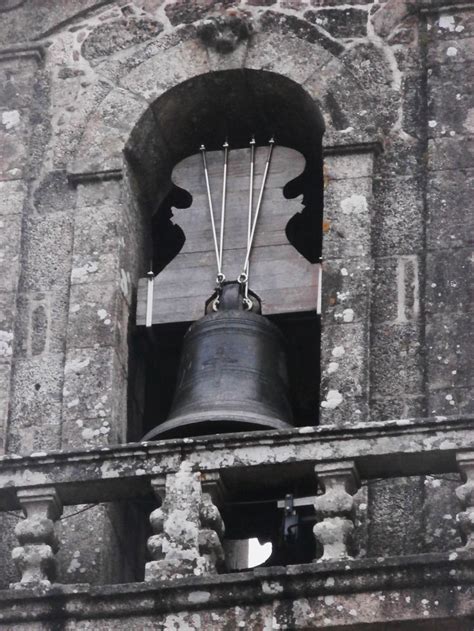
[145,463,226,581]
[11,487,62,588]
[456,452,474,551]
[313,462,359,561]
[199,472,226,573]
[145,476,167,582]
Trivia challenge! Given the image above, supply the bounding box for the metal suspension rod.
[246,137,256,275]
[200,144,223,282]
[240,137,275,278]
[218,140,229,273]
[242,136,256,306]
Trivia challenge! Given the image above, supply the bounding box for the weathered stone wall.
[0,0,472,599]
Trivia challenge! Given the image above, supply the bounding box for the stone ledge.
[0,416,472,510]
[0,44,44,65]
[0,553,473,627]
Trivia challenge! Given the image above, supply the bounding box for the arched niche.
[125,68,324,220]
[123,69,326,440]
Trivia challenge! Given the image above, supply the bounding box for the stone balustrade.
[0,416,473,589]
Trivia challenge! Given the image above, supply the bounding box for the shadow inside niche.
[150,185,191,275]
[284,161,323,265]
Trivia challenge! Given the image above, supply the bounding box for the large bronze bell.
[143,283,293,440]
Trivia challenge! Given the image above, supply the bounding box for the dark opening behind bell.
[142,281,294,440]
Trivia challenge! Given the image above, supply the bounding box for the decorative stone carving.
[313,462,359,561]
[456,452,474,551]
[145,463,226,581]
[11,487,62,588]
[197,14,253,53]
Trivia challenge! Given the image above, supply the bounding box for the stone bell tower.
[0,0,473,629]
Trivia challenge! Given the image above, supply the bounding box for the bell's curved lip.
[142,412,293,441]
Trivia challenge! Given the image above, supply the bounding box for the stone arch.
[69,11,393,180]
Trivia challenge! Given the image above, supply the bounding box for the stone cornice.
[0,416,472,510]
[0,553,473,625]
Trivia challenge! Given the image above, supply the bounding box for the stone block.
[56,502,139,585]
[426,312,472,392]
[371,255,420,325]
[367,477,425,556]
[66,281,130,363]
[0,107,28,180]
[428,386,474,417]
[62,347,127,446]
[425,248,471,315]
[14,290,69,358]
[319,395,369,427]
[305,8,367,39]
[0,213,21,294]
[372,176,424,256]
[427,9,474,41]
[0,515,17,588]
[72,89,146,174]
[390,16,423,72]
[339,42,393,94]
[375,134,424,179]
[120,37,209,103]
[427,63,473,139]
[76,179,123,210]
[400,72,425,138]
[428,136,474,172]
[427,36,474,67]
[245,29,333,87]
[324,153,374,181]
[0,291,15,364]
[71,206,123,287]
[423,475,462,553]
[164,0,238,26]
[320,71,396,134]
[370,395,426,423]
[0,56,38,110]
[29,170,76,215]
[323,178,372,259]
[0,179,26,216]
[370,0,412,39]
[427,168,473,250]
[8,353,64,454]
[321,322,368,403]
[0,363,11,453]
[81,17,164,64]
[370,322,423,399]
[20,212,74,292]
[321,257,370,325]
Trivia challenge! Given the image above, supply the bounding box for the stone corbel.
[313,461,360,561]
[197,13,253,54]
[455,452,474,552]
[11,486,62,589]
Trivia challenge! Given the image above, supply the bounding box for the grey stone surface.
[372,176,424,256]
[305,8,368,39]
[8,353,64,454]
[426,168,474,250]
[368,477,425,556]
[425,248,472,315]
[19,213,74,292]
[0,0,472,626]
[370,322,423,399]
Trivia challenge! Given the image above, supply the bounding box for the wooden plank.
[138,146,319,325]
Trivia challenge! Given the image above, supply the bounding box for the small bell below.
[142,282,294,440]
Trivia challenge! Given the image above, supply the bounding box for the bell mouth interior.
[141,414,293,441]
